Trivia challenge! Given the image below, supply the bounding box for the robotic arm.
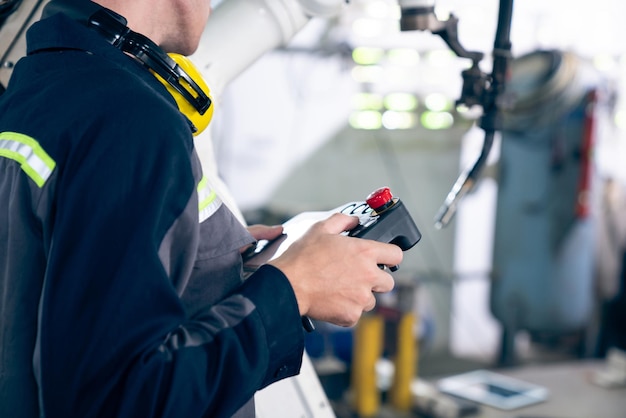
[190,0,347,98]
[397,0,514,228]
[194,0,514,229]
[0,0,514,230]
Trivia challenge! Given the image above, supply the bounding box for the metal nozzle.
[434,131,495,229]
[434,170,475,229]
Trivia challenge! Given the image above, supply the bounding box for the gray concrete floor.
[319,337,626,418]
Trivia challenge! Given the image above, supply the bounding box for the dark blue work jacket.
[0,11,304,418]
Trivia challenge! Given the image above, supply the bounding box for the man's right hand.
[268,213,403,327]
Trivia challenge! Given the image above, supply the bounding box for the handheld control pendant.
[347,187,421,252]
[242,186,421,273]
[242,187,421,332]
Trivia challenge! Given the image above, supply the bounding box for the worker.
[0,0,403,417]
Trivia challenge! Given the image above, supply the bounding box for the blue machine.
[491,49,601,365]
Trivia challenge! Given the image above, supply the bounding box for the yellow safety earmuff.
[152,54,214,136]
[86,8,214,136]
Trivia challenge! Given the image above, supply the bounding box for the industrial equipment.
[0,0,515,416]
[491,49,601,365]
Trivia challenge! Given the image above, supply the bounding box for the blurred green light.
[349,111,382,130]
[352,47,385,65]
[424,93,452,111]
[382,111,417,130]
[353,93,384,110]
[421,111,454,130]
[384,93,418,111]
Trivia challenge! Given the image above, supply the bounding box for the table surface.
[438,360,626,418]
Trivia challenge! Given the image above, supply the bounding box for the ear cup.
[47,4,214,136]
[152,53,214,136]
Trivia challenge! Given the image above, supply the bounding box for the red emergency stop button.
[366,187,393,211]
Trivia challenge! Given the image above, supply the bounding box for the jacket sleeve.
[36,89,304,418]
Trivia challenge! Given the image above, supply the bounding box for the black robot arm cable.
[433,0,514,229]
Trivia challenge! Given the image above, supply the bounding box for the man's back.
[0,11,305,417]
[0,13,196,416]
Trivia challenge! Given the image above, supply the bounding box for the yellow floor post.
[389,311,417,413]
[351,314,384,417]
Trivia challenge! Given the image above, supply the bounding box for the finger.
[363,293,378,313]
[247,224,284,241]
[316,213,359,234]
[371,271,395,293]
[370,241,404,268]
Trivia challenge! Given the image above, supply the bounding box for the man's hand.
[247,224,284,242]
[241,224,284,254]
[268,213,402,327]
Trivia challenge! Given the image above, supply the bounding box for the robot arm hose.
[433,0,514,228]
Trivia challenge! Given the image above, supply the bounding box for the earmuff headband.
[41,0,214,135]
[87,9,211,116]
